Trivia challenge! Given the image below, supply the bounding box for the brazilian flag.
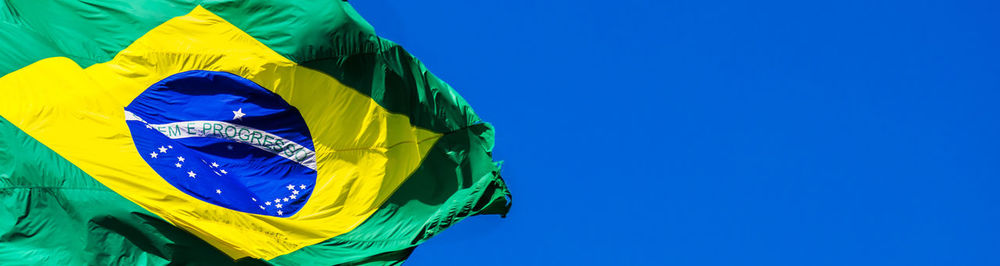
[0,1,509,265]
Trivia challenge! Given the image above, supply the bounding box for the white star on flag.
[211,162,219,167]
[220,169,227,174]
[177,156,185,162]
[216,189,221,194]
[283,198,288,202]
[168,145,173,149]
[232,108,246,120]
[158,146,168,153]
[299,184,306,189]
[175,163,182,168]
[260,206,265,210]
[286,184,295,190]
[275,203,282,208]
[289,195,296,199]
[252,198,257,202]
[277,210,283,215]
[150,152,158,158]
[292,190,299,195]
[187,171,196,178]
[265,202,271,206]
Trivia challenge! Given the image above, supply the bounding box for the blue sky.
[350,1,999,265]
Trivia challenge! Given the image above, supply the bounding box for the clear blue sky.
[350,1,999,265]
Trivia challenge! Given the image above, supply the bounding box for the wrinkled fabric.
[0,1,509,265]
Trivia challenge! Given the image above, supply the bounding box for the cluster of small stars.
[148,142,234,202]
[137,108,310,217]
[149,145,174,159]
[256,183,307,216]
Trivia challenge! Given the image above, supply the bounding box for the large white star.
[158,146,168,153]
[289,195,296,199]
[277,210,283,215]
[187,171,196,178]
[177,156,185,162]
[292,190,299,195]
[232,108,246,120]
[286,184,295,190]
[150,152,158,158]
[275,203,282,208]
[175,163,182,168]
[299,184,306,189]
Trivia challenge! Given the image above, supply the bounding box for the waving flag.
[0,2,509,265]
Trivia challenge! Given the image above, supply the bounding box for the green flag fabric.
[0,1,510,265]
